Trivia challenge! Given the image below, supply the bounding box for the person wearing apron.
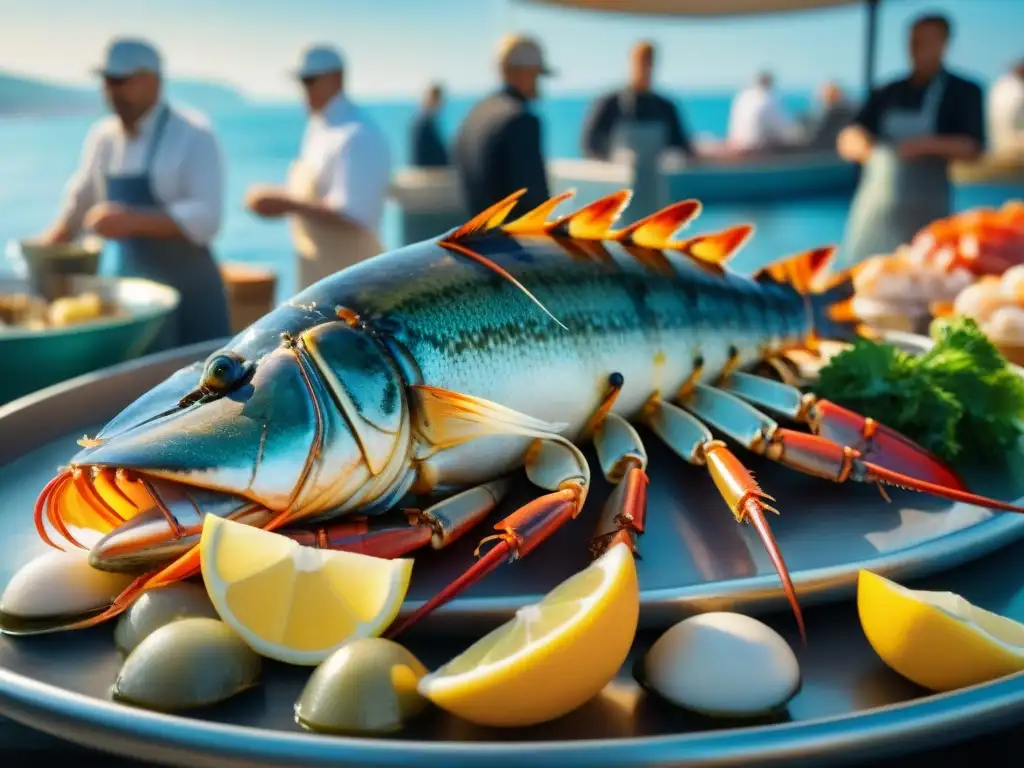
[103,104,231,351]
[580,41,695,162]
[38,37,231,351]
[834,13,986,273]
[245,44,391,293]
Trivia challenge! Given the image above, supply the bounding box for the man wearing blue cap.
[39,37,230,349]
[245,44,391,291]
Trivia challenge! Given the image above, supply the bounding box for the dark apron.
[836,72,951,271]
[103,105,231,351]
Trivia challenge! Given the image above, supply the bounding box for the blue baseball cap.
[94,38,162,78]
[293,44,344,79]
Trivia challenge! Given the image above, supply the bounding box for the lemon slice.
[417,541,639,727]
[858,569,1024,692]
[199,515,413,666]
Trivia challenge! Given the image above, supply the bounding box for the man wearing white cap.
[39,37,230,349]
[245,44,391,291]
[453,34,554,219]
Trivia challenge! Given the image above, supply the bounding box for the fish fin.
[552,190,634,240]
[502,190,576,236]
[671,224,755,266]
[441,189,567,329]
[409,385,569,451]
[612,199,703,247]
[795,249,870,342]
[438,240,567,330]
[809,253,871,295]
[753,245,836,295]
[445,189,527,241]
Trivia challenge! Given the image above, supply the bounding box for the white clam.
[114,582,220,654]
[642,612,801,717]
[0,549,134,619]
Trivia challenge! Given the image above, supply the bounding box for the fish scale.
[337,234,811,431]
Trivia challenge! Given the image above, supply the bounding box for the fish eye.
[201,352,250,393]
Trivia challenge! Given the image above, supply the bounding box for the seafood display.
[0,290,118,331]
[943,266,1024,357]
[851,249,974,332]
[4,188,1024,731]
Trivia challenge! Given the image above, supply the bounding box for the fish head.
[38,321,412,572]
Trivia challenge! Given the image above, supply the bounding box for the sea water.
[0,93,1016,300]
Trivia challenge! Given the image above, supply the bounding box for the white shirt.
[58,103,224,246]
[727,85,798,151]
[297,94,392,232]
[987,72,1024,156]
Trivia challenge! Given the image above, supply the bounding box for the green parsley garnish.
[813,316,1024,462]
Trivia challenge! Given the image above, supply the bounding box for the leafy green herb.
[813,316,1024,462]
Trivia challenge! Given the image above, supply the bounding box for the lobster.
[22,188,1024,642]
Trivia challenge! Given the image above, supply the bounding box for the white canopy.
[513,0,888,88]
[515,0,869,17]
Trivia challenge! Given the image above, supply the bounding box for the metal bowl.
[6,238,103,303]
[0,274,179,405]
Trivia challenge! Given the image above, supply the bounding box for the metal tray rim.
[3,330,1024,765]
[1,662,1022,766]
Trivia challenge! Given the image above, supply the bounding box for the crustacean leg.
[588,412,648,557]
[680,383,1024,515]
[30,482,510,636]
[285,480,511,557]
[643,398,804,640]
[386,435,592,638]
[715,370,967,491]
[385,371,659,638]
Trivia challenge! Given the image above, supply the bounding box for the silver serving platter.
[1,334,1024,766]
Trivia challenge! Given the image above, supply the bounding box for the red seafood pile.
[905,200,1024,276]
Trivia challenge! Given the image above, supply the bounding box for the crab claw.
[806,398,968,492]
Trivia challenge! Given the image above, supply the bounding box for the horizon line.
[0,64,868,105]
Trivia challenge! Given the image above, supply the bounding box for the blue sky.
[0,0,1020,99]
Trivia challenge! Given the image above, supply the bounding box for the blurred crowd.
[26,11,1023,346]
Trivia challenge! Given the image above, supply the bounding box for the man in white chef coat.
[245,44,392,292]
[726,71,800,153]
[38,37,230,348]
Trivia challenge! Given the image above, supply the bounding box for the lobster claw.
[764,429,1024,514]
[805,398,968,492]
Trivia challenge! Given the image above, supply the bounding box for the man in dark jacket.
[453,35,554,219]
[799,81,858,151]
[410,83,449,167]
[581,41,695,161]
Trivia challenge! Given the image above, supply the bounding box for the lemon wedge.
[417,541,639,727]
[199,515,413,666]
[858,569,1024,692]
